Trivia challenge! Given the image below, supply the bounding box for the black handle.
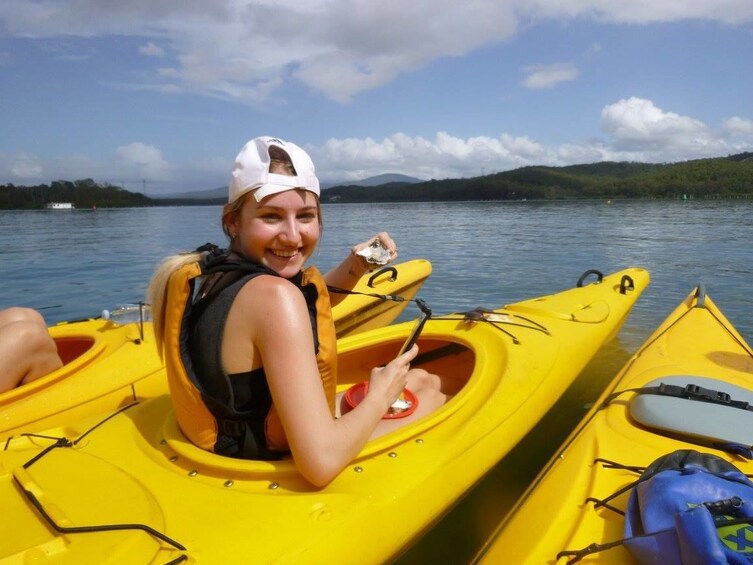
[576,269,604,287]
[368,266,398,287]
[619,275,634,295]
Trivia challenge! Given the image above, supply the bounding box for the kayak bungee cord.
[552,458,647,563]
[327,264,420,304]
[431,308,551,345]
[327,284,418,304]
[7,401,188,558]
[329,280,554,345]
[15,482,188,554]
[15,401,138,465]
[2,402,138,453]
[360,266,619,346]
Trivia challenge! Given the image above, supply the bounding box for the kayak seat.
[630,375,753,456]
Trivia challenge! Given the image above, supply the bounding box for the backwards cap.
[228,136,320,203]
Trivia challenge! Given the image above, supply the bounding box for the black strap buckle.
[683,383,732,404]
[220,419,246,437]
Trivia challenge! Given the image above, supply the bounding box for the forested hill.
[321,152,753,203]
[0,179,151,209]
[2,153,753,209]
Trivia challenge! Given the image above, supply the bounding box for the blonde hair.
[221,192,248,239]
[147,251,203,357]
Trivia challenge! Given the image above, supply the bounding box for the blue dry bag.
[624,450,753,564]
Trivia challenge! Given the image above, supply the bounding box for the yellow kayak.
[0,260,431,440]
[0,267,648,564]
[475,286,753,564]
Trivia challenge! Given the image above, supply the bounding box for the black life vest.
[163,245,337,460]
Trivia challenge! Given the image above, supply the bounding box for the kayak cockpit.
[0,332,105,404]
[55,336,96,364]
[158,336,476,486]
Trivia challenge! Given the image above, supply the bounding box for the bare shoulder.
[229,274,315,357]
[234,274,308,321]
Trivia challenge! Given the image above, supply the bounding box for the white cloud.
[522,63,579,90]
[4,0,508,103]
[585,42,602,55]
[601,97,699,138]
[0,143,226,194]
[598,98,753,161]
[0,152,102,185]
[139,42,165,57]
[6,1,751,105]
[520,0,753,24]
[723,116,753,136]
[3,99,753,192]
[316,131,550,181]
[4,153,44,180]
[595,98,753,161]
[314,99,753,180]
[114,142,172,181]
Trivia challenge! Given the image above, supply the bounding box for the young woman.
[149,136,450,486]
[0,307,62,393]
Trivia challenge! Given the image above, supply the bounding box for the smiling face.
[227,189,321,278]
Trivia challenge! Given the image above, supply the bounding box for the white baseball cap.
[228,136,320,203]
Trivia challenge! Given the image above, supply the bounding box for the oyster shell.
[356,238,391,266]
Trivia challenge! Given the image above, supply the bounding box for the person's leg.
[0,306,47,327]
[0,308,62,393]
[406,366,467,396]
[371,368,453,438]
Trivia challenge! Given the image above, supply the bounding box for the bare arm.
[231,275,414,486]
[323,232,397,307]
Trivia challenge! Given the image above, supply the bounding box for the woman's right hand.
[366,345,419,413]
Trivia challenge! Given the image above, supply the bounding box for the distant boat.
[45,202,75,210]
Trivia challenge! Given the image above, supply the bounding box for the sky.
[1,1,753,196]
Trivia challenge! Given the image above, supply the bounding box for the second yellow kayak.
[475,286,753,564]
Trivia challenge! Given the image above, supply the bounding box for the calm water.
[1,200,752,561]
[3,200,752,344]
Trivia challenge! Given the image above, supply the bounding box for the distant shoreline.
[3,151,753,209]
[5,194,753,212]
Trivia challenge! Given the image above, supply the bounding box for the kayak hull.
[475,287,753,564]
[0,267,649,564]
[0,260,431,440]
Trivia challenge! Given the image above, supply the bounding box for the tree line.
[321,153,753,203]
[2,153,753,209]
[0,179,151,209]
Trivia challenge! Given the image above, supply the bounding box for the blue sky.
[1,1,752,195]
